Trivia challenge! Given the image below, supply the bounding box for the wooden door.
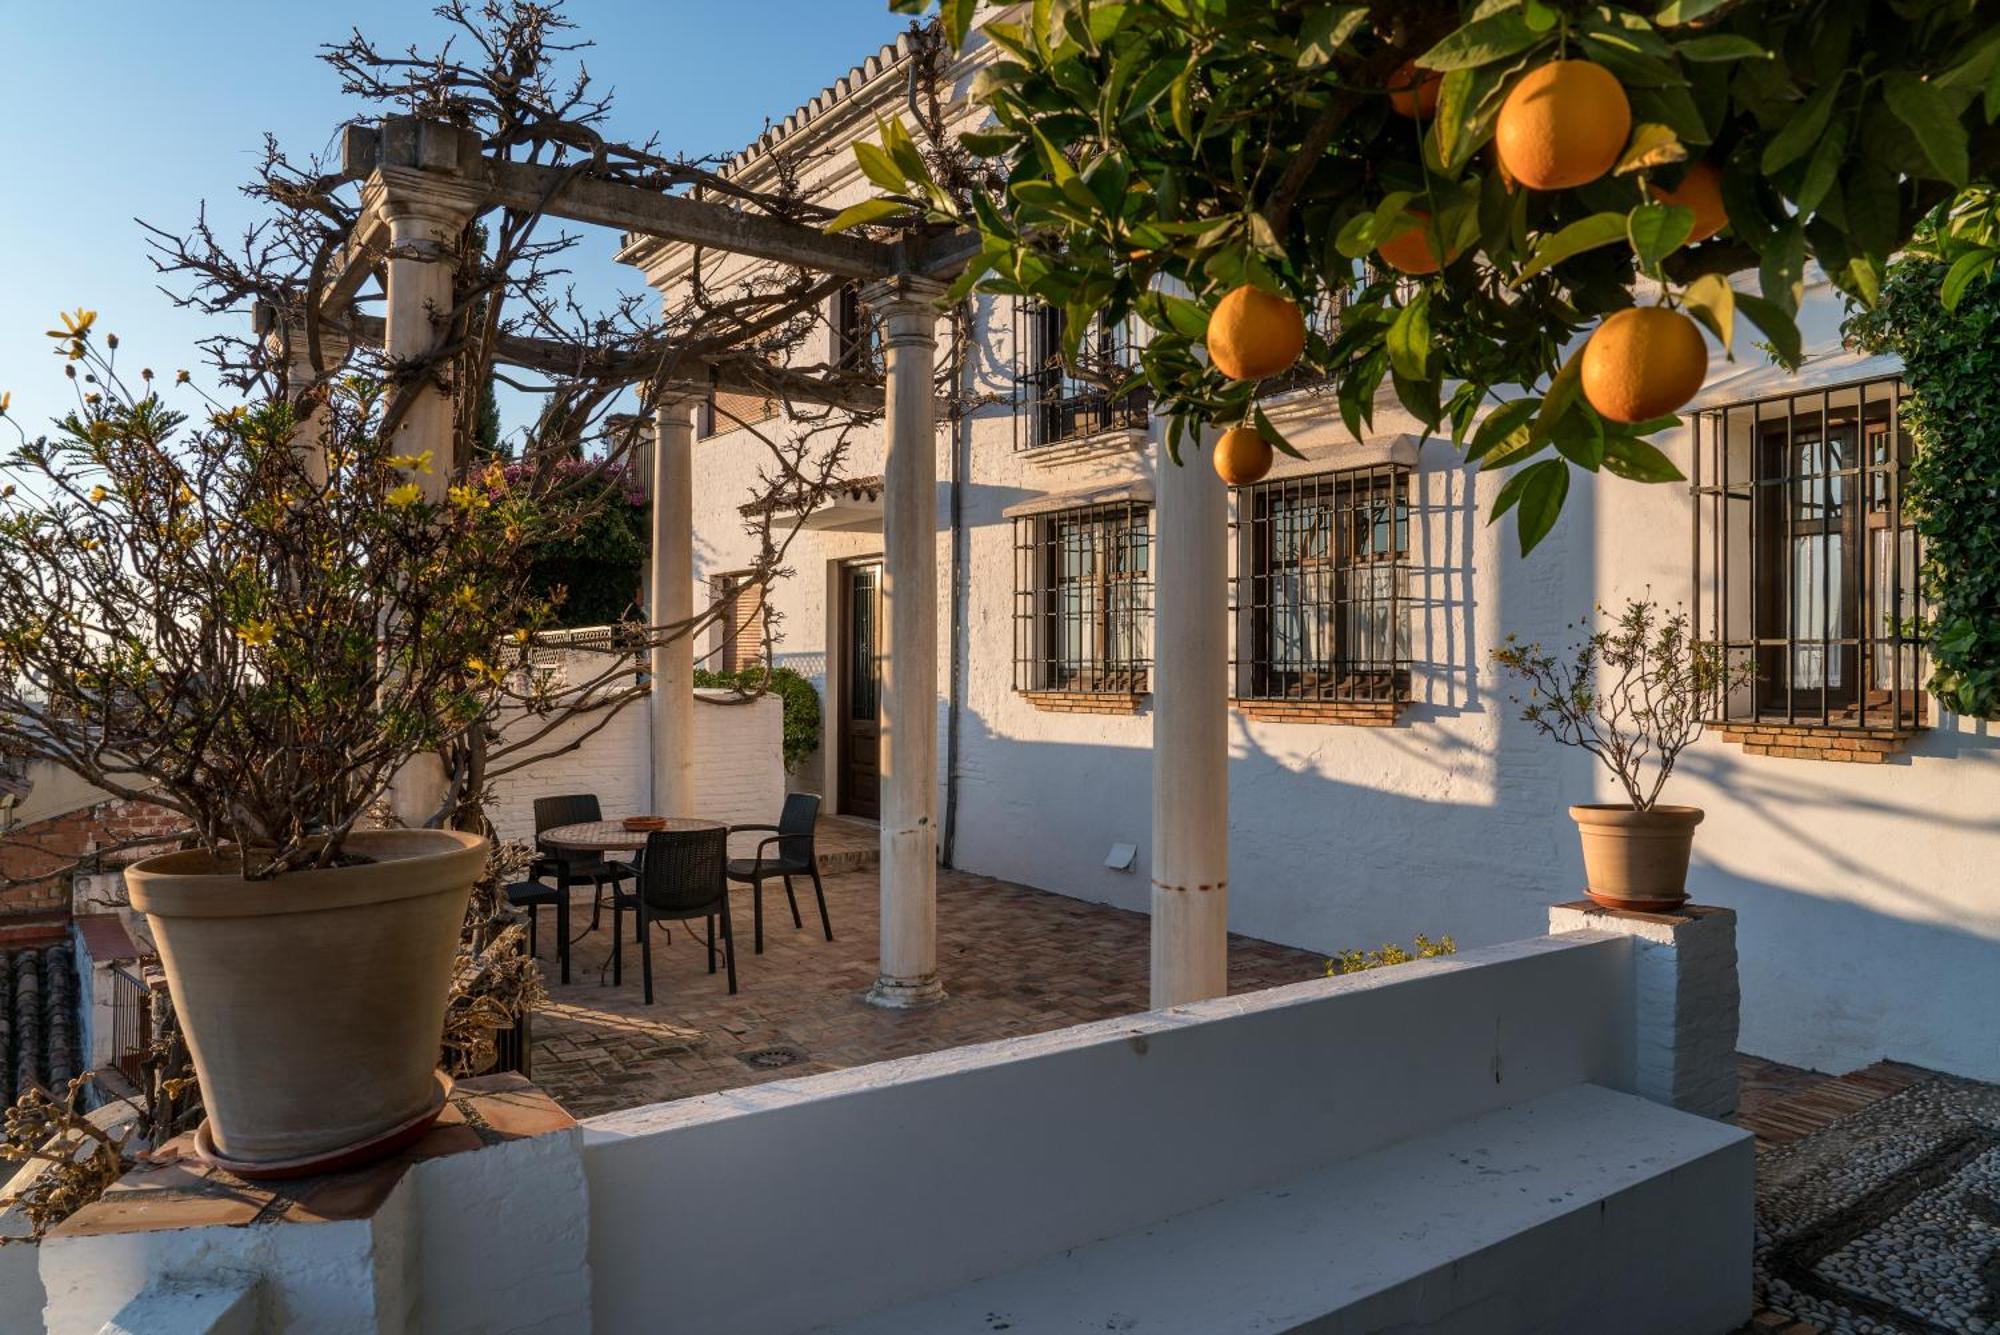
[839,562,883,819]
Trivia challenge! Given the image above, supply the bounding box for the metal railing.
[1013,501,1154,694]
[1011,300,1150,450]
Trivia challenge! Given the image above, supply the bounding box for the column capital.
[361,165,488,233]
[650,384,707,422]
[860,273,949,318]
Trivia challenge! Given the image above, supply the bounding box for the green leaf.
[1654,0,1732,22]
[1602,436,1686,481]
[1253,407,1306,460]
[958,130,1018,158]
[1515,212,1629,282]
[825,198,910,233]
[1761,82,1839,175]
[1417,12,1542,71]
[940,0,977,49]
[1941,247,1998,310]
[1386,291,1432,382]
[1681,272,1736,355]
[879,116,931,190]
[1297,6,1367,67]
[1490,458,1570,555]
[1615,123,1687,175]
[853,141,909,194]
[1795,118,1850,217]
[1675,34,1771,62]
[1759,226,1806,315]
[1627,202,1696,275]
[1843,254,1883,308]
[1736,291,1803,368]
[1466,397,1539,462]
[1881,72,1971,187]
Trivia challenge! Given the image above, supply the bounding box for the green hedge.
[693,665,823,773]
[1847,259,2000,719]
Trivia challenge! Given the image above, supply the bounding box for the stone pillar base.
[1550,900,1741,1120]
[866,975,947,1010]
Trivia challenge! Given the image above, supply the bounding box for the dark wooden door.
[839,562,883,819]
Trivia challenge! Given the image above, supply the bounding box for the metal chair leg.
[527,905,539,959]
[720,896,738,995]
[809,863,833,942]
[752,876,765,954]
[556,885,571,986]
[612,899,623,986]
[639,899,654,1006]
[706,915,716,974]
[782,875,802,929]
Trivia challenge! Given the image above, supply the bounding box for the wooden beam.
[335,313,884,414]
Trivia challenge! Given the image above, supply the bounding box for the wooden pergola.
[321,114,1230,1011]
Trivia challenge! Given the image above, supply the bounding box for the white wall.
[655,35,2000,1083]
[487,654,785,846]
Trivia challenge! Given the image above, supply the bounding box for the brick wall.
[1714,722,1911,763]
[1020,691,1147,716]
[0,798,186,917]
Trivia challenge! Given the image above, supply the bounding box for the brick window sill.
[1231,699,1407,726]
[1713,721,1920,763]
[1020,690,1148,716]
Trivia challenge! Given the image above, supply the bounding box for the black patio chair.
[610,827,736,1005]
[726,792,831,955]
[502,878,571,984]
[532,793,637,935]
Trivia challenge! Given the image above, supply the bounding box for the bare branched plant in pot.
[0,323,546,1176]
[1492,598,1751,912]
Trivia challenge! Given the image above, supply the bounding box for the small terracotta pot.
[125,828,486,1174]
[1569,804,1704,912]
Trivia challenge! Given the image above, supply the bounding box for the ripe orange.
[1387,59,1442,119]
[1650,161,1728,243]
[1213,426,1274,486]
[1377,211,1459,275]
[1580,307,1709,424]
[1494,61,1631,191]
[1207,285,1307,382]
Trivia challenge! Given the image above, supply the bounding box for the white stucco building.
[620,32,2000,1082]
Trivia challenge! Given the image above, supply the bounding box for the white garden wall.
[487,654,785,846]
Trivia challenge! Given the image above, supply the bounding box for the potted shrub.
[1493,598,1750,912]
[0,321,542,1176]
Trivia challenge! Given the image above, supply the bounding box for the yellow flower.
[387,449,435,475]
[452,583,481,610]
[0,391,10,415]
[236,620,277,648]
[88,486,108,504]
[45,309,96,341]
[447,483,490,510]
[175,370,190,385]
[386,483,423,509]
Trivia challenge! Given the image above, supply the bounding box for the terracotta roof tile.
[1,943,80,1104]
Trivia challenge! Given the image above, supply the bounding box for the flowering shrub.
[0,321,550,878]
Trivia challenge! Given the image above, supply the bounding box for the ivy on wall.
[1847,260,2000,720]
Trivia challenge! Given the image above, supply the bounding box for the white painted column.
[864,275,947,1009]
[272,319,349,488]
[363,166,482,829]
[649,395,698,817]
[1150,421,1231,1008]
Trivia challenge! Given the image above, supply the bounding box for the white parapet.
[1550,900,1742,1119]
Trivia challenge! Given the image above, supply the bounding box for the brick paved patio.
[527,819,1328,1119]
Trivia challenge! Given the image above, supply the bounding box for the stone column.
[863,275,947,1009]
[361,162,483,829]
[1150,421,1231,1009]
[649,394,699,818]
[264,315,350,489]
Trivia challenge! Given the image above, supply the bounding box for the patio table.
[537,817,731,985]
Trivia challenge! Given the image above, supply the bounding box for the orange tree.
[855,0,2000,551]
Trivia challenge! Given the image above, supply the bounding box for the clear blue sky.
[0,2,910,432]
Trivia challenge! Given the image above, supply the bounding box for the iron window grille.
[1231,464,1412,703]
[1692,375,1926,730]
[1011,299,1150,450]
[1263,285,1352,395]
[1013,501,1154,693]
[834,282,883,373]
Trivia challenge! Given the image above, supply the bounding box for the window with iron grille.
[1012,502,1154,693]
[1011,300,1149,450]
[1692,375,1926,730]
[834,282,883,373]
[1232,465,1411,702]
[1262,285,1352,395]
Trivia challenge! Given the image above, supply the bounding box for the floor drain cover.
[737,1044,807,1071]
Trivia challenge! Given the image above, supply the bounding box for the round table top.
[539,817,727,853]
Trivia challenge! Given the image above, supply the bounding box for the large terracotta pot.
[125,828,486,1176]
[1569,804,1704,912]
